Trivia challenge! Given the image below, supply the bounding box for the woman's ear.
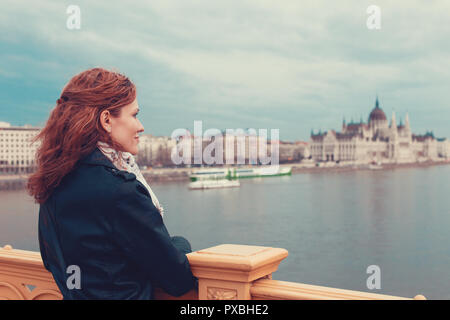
[100,110,112,133]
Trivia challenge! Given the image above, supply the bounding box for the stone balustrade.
[0,243,426,300]
[0,245,62,300]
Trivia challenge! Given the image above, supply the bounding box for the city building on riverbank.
[166,129,272,166]
[437,138,450,158]
[0,122,40,175]
[136,134,177,167]
[310,98,449,164]
[167,129,309,166]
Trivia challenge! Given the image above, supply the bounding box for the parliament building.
[309,98,449,164]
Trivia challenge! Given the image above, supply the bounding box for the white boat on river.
[188,179,240,190]
[189,165,291,182]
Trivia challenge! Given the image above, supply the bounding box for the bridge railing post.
[186,244,288,300]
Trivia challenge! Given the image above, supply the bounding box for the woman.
[27,67,196,299]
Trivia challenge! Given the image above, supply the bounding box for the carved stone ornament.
[207,287,237,300]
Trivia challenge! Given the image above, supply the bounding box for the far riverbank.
[1,159,449,191]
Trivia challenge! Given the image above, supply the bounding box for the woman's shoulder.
[77,147,137,182]
[55,148,138,200]
[74,162,137,192]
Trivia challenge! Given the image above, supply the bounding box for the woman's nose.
[137,119,144,133]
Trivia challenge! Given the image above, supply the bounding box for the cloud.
[0,0,449,140]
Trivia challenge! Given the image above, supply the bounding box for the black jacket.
[38,147,196,299]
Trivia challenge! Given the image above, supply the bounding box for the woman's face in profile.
[109,98,144,155]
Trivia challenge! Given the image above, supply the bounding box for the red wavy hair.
[27,67,137,204]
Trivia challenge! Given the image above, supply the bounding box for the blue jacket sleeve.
[112,180,196,297]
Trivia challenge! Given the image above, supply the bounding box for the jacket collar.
[79,147,117,169]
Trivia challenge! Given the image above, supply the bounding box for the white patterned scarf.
[97,141,164,217]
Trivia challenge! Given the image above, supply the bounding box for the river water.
[1,165,449,299]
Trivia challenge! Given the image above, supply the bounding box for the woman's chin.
[121,145,138,155]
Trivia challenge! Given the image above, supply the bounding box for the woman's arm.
[112,180,196,297]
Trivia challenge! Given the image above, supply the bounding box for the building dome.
[369,107,387,121]
[368,97,387,122]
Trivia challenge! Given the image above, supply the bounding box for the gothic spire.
[391,110,397,130]
[405,112,410,130]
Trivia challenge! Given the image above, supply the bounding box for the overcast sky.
[0,1,449,141]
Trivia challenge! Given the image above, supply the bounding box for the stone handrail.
[0,243,426,300]
[250,279,426,300]
[0,245,62,300]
